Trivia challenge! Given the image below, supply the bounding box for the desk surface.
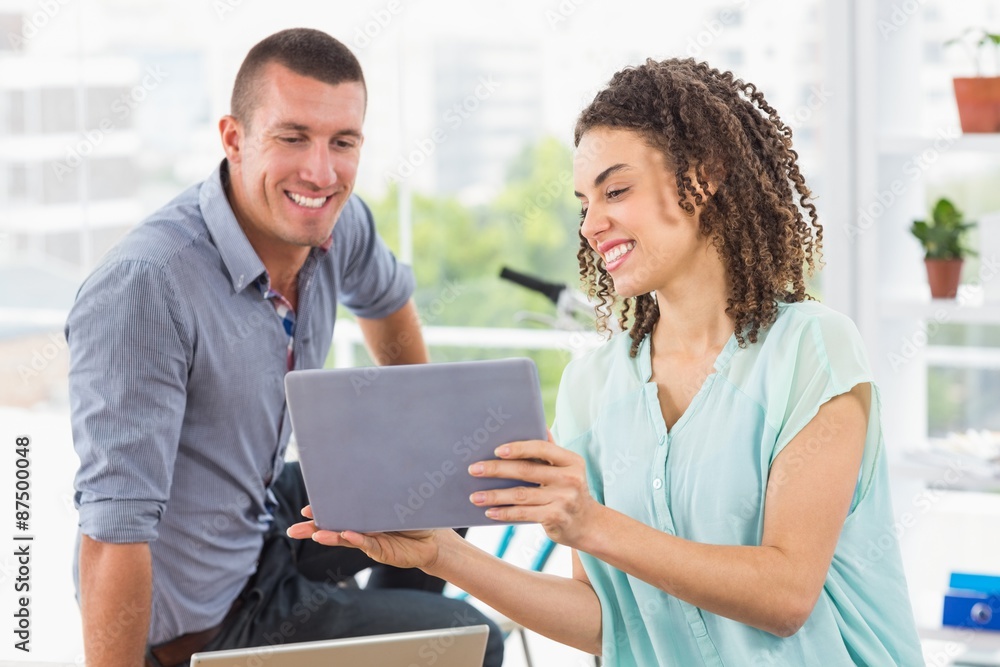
[922,626,1000,666]
[7,631,1000,667]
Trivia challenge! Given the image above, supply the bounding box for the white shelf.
[925,347,1000,370]
[880,302,1000,325]
[878,133,1000,156]
[892,459,1000,495]
[881,288,1000,325]
[920,626,1000,667]
[921,626,1000,645]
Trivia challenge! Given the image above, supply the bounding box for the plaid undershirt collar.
[257,236,334,371]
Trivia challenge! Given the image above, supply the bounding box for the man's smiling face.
[222,62,366,252]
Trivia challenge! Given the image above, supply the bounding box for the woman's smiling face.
[574,127,713,299]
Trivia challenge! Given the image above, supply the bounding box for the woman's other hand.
[287,505,450,572]
[469,431,601,548]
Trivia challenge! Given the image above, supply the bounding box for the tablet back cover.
[285,358,547,532]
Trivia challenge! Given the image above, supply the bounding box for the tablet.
[190,624,489,666]
[285,357,548,532]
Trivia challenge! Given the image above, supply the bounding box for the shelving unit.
[854,2,1000,662]
[881,292,1000,326]
[878,133,1000,156]
[855,1,1000,456]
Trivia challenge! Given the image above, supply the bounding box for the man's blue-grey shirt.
[66,161,414,644]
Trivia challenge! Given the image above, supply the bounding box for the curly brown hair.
[574,58,823,357]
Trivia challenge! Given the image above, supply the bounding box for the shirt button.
[658,435,666,446]
[653,478,663,490]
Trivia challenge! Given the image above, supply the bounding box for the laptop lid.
[190,624,490,666]
[285,357,548,533]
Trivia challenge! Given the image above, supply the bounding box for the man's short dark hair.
[231,28,366,126]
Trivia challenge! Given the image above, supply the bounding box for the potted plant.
[910,198,977,299]
[946,28,1000,133]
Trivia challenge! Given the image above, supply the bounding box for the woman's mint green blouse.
[552,301,923,666]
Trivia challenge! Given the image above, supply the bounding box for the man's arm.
[356,299,428,365]
[68,259,191,665]
[79,536,152,667]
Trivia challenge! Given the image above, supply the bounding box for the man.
[67,28,503,667]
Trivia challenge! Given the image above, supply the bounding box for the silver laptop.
[189,624,489,666]
[285,357,548,533]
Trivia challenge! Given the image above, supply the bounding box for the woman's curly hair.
[574,58,823,357]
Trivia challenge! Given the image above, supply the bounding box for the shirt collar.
[637,328,739,383]
[638,334,653,382]
[200,160,268,294]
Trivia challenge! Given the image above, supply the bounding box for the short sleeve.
[769,308,873,464]
[551,354,595,449]
[552,335,631,449]
[551,353,610,503]
[335,196,415,319]
[67,259,191,543]
[549,363,572,447]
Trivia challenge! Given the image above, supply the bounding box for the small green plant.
[910,198,977,260]
[946,28,1000,76]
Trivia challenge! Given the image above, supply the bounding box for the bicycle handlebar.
[499,267,565,304]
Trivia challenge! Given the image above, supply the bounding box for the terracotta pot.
[953,77,1000,133]
[925,258,963,299]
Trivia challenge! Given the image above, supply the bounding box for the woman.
[289,58,924,666]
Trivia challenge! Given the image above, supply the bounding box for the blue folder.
[943,572,1000,632]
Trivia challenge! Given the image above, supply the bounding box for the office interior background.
[1,0,999,664]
